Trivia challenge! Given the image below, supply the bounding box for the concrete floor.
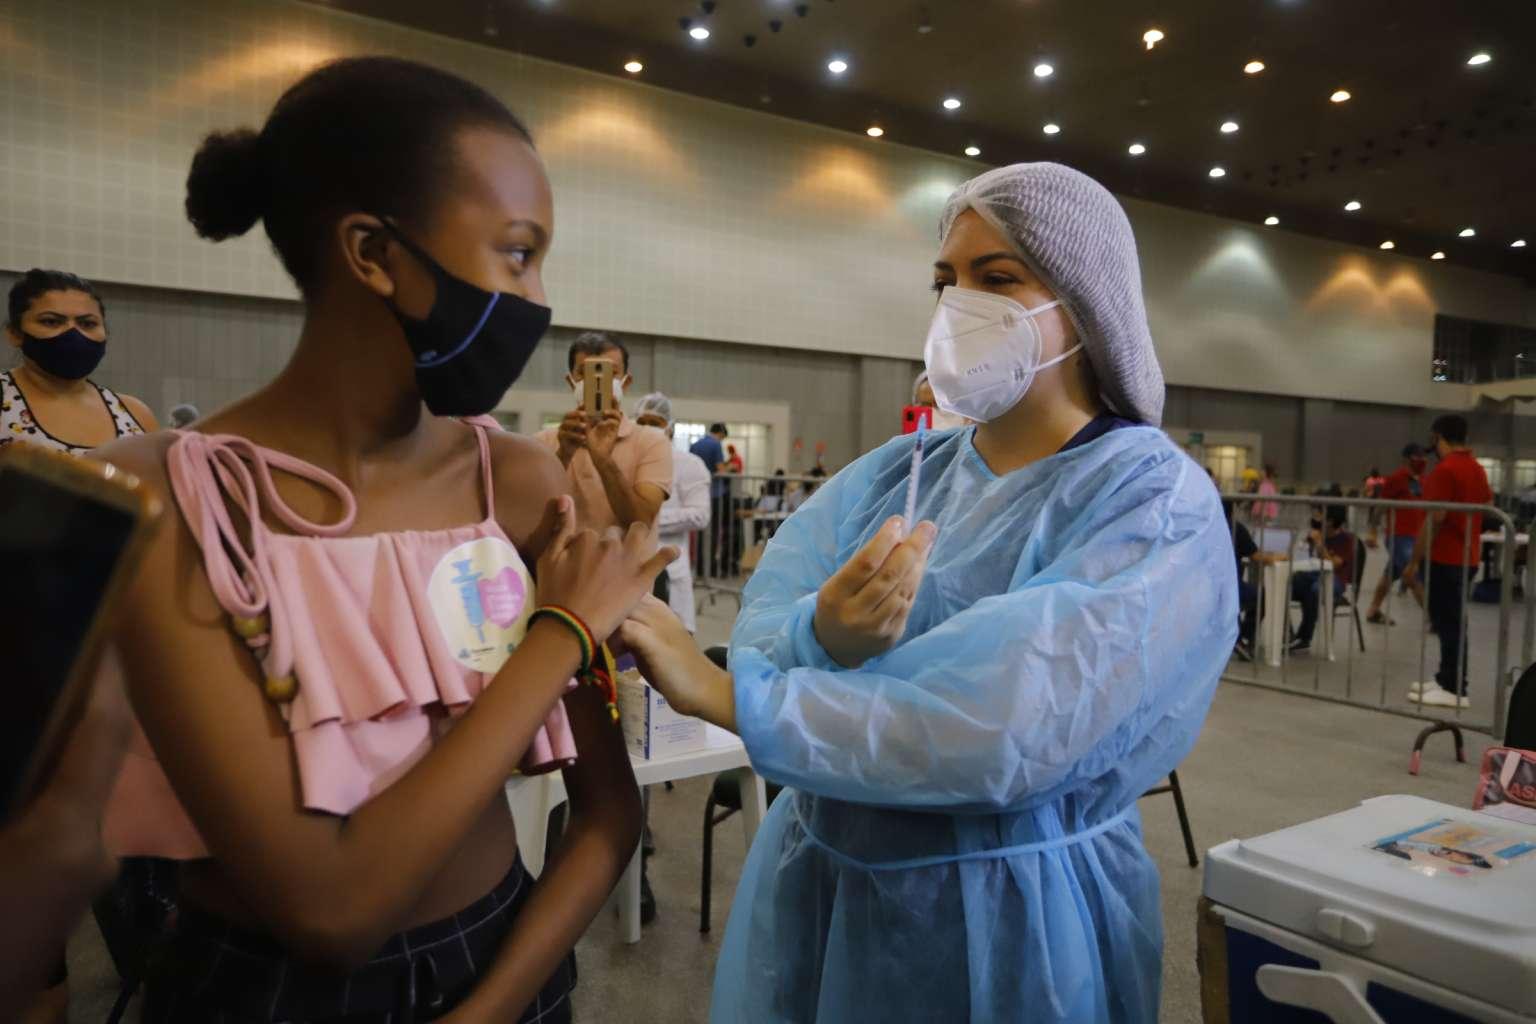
[63,555,1506,1022]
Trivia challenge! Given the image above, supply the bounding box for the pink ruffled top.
[104,421,576,859]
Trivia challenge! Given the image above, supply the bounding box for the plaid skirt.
[140,856,573,1023]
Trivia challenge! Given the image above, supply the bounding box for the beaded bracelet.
[528,605,595,674]
[582,665,621,723]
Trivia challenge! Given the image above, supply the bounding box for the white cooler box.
[1200,794,1536,1023]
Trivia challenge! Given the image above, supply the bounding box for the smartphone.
[901,405,934,435]
[581,358,616,417]
[0,444,161,821]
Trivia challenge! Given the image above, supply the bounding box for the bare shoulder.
[483,427,570,551]
[121,393,160,431]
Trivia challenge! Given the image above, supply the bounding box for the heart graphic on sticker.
[478,567,527,627]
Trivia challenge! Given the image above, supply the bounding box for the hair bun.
[185,129,268,241]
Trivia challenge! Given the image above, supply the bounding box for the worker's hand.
[1366,531,1380,550]
[814,516,938,669]
[620,596,731,723]
[1401,560,1420,588]
[586,410,621,461]
[555,409,587,466]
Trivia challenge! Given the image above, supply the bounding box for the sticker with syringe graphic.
[428,537,535,672]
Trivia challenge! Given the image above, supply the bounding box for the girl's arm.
[446,685,641,1020]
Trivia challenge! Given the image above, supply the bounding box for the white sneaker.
[1414,685,1470,709]
[1405,681,1429,697]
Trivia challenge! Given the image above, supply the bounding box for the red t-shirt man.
[1421,451,1493,566]
[1379,463,1426,540]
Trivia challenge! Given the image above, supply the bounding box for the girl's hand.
[621,596,734,729]
[813,516,937,668]
[533,497,677,642]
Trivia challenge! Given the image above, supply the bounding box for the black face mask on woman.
[378,220,551,417]
[21,327,106,381]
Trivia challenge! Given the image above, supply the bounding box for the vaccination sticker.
[1368,818,1536,880]
[427,537,535,673]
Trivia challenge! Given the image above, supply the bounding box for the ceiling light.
[1244,60,1266,74]
[1264,215,1280,226]
[1514,240,1529,249]
[1330,89,1351,103]
[623,60,643,74]
[827,58,848,74]
[1344,199,1361,212]
[1033,63,1054,78]
[1466,52,1491,66]
[1127,142,1146,156]
[1458,227,1475,238]
[1208,165,1226,178]
[1042,122,1060,135]
[865,125,884,138]
[1431,251,1446,260]
[942,96,962,110]
[1379,240,1395,250]
[1143,28,1164,50]
[689,25,710,40]
[964,145,981,157]
[1220,120,1239,134]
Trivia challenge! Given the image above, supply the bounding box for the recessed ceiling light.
[866,125,884,138]
[964,145,981,157]
[1431,251,1446,260]
[942,96,962,110]
[1127,142,1146,156]
[1042,122,1061,135]
[623,60,644,74]
[1458,227,1475,238]
[1033,63,1054,78]
[1220,120,1239,134]
[1344,199,1362,212]
[1244,60,1266,74]
[689,25,710,40]
[1330,89,1351,103]
[1514,239,1529,248]
[1466,52,1492,66]
[1379,240,1395,250]
[827,58,848,74]
[1264,215,1280,226]
[1208,165,1226,178]
[1143,28,1164,50]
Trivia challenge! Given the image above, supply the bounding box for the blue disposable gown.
[715,425,1236,1023]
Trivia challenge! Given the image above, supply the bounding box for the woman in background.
[3,270,157,455]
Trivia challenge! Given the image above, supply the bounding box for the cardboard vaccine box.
[616,669,706,760]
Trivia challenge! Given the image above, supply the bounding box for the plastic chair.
[701,767,782,934]
[1142,771,1200,868]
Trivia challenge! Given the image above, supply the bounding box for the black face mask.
[379,220,551,417]
[21,327,106,381]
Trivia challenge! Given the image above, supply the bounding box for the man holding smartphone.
[536,332,672,531]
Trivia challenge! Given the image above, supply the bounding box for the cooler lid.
[1204,794,1536,1015]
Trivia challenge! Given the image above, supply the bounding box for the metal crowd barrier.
[1219,491,1527,773]
[691,471,824,612]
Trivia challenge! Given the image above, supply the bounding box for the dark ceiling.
[314,0,1535,280]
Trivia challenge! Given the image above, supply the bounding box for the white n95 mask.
[923,287,1081,424]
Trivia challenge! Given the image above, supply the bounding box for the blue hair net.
[715,425,1235,1022]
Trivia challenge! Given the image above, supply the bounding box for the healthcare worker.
[622,162,1235,1023]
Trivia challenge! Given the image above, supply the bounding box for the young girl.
[623,162,1235,1022]
[94,56,671,1022]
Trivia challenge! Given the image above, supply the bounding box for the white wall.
[0,0,1530,411]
